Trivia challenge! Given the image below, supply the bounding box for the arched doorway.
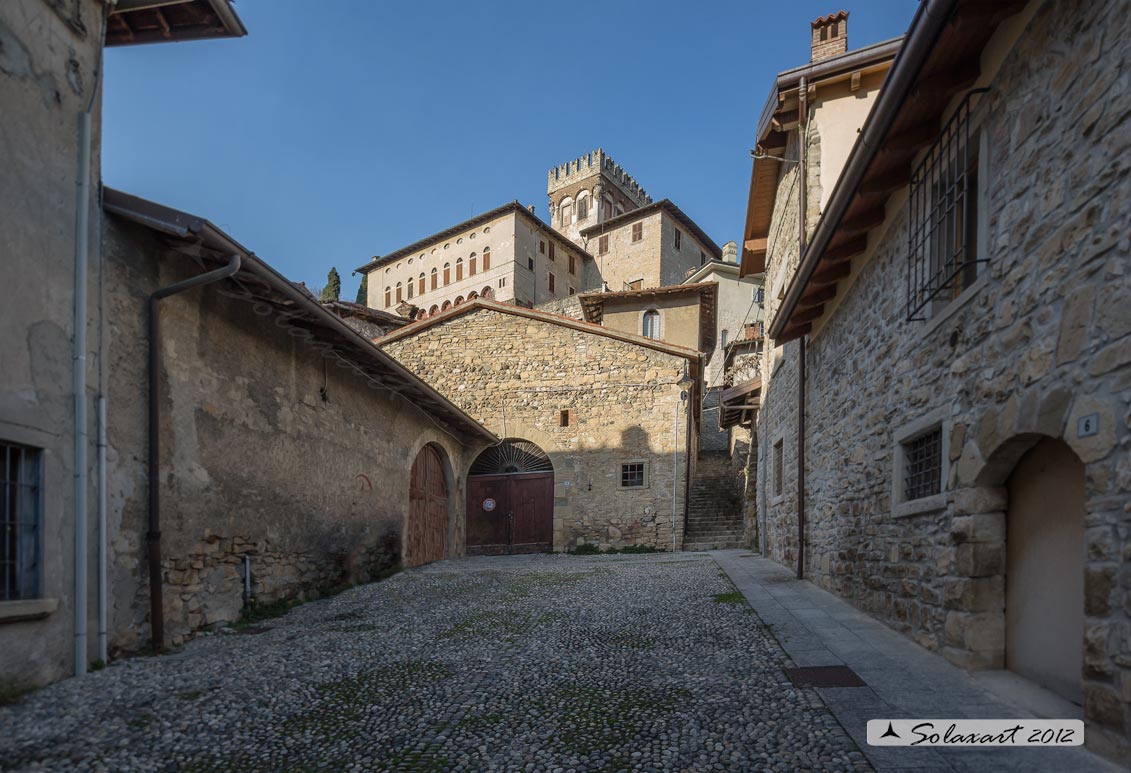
[466,439,553,555]
[405,444,449,568]
[1006,437,1085,704]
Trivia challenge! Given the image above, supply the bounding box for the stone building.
[355,202,593,317]
[546,148,652,246]
[1,0,493,690]
[746,2,1131,763]
[379,300,701,553]
[322,299,409,339]
[577,284,718,356]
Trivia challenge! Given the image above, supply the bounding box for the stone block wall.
[102,219,477,650]
[382,307,695,551]
[758,0,1131,759]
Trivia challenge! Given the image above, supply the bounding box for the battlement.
[546,148,652,208]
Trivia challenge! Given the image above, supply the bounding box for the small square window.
[631,223,643,242]
[559,409,574,427]
[568,287,575,296]
[902,428,942,501]
[599,235,609,255]
[498,277,507,288]
[620,462,647,488]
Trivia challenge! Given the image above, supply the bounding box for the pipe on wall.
[147,254,241,650]
[97,397,107,662]
[796,76,809,581]
[72,111,92,677]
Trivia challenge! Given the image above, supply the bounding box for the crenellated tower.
[546,148,652,247]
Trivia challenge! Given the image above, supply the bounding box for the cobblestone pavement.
[0,553,870,772]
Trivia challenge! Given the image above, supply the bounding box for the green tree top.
[355,273,368,305]
[321,267,341,301]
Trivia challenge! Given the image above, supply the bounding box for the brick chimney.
[811,11,848,62]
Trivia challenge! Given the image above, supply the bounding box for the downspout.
[73,110,91,677]
[147,254,241,649]
[796,76,809,580]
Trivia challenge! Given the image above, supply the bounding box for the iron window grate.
[903,428,942,502]
[620,463,646,488]
[3,442,41,601]
[906,89,988,321]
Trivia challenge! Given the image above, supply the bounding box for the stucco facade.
[380,302,699,552]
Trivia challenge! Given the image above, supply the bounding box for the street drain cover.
[784,665,866,688]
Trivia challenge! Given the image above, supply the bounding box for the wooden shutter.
[549,242,555,261]
[470,257,477,275]
[483,250,491,270]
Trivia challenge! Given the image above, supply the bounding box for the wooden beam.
[822,235,868,264]
[810,259,851,286]
[840,207,886,235]
[778,321,812,341]
[772,110,799,133]
[759,131,787,153]
[744,237,767,254]
[798,284,837,308]
[791,304,825,324]
[860,164,909,196]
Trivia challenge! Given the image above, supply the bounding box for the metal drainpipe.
[147,255,241,649]
[73,111,91,677]
[796,76,809,581]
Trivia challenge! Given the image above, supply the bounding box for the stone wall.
[381,307,695,551]
[103,218,480,650]
[760,0,1131,760]
[535,295,584,320]
[0,0,103,688]
[601,294,702,353]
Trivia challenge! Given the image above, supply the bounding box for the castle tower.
[546,148,652,247]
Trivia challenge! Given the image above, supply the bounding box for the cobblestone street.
[1,554,865,772]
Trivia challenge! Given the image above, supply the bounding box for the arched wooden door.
[467,439,554,555]
[405,444,448,568]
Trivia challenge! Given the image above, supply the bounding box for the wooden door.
[1006,437,1084,704]
[467,473,553,555]
[405,445,448,568]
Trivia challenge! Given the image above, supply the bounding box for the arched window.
[482,286,493,300]
[396,282,403,303]
[443,262,451,285]
[418,273,425,295]
[441,300,452,311]
[407,280,414,300]
[482,247,491,271]
[384,286,392,307]
[469,252,477,276]
[468,291,479,300]
[561,202,572,226]
[430,267,438,290]
[429,305,439,316]
[456,257,464,281]
[577,196,589,220]
[455,295,465,306]
[721,329,728,349]
[642,309,660,340]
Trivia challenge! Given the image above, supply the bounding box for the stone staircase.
[683,452,746,551]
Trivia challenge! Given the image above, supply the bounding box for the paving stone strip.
[0,554,869,772]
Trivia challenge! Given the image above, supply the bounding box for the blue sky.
[103,1,916,300]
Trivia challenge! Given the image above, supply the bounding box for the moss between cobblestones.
[440,609,564,639]
[712,591,746,605]
[542,684,691,756]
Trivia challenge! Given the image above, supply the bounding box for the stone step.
[684,539,745,551]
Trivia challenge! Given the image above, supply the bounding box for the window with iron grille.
[907,89,987,320]
[773,439,784,497]
[3,442,41,601]
[902,428,942,501]
[620,462,647,488]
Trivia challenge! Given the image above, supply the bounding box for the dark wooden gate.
[405,444,448,568]
[467,473,554,555]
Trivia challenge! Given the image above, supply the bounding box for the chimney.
[811,11,848,62]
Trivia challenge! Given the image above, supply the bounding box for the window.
[907,90,986,320]
[642,309,660,339]
[568,287,575,296]
[773,439,784,497]
[568,255,576,275]
[577,197,588,220]
[407,281,414,300]
[384,287,391,307]
[498,277,506,288]
[561,203,572,226]
[548,273,555,292]
[443,264,450,285]
[549,242,556,261]
[3,441,42,601]
[539,240,545,255]
[902,428,942,502]
[598,235,609,255]
[395,282,403,303]
[456,258,464,281]
[469,255,477,276]
[482,247,491,270]
[700,250,706,266]
[720,329,728,349]
[755,287,764,305]
[429,305,439,316]
[418,273,425,295]
[430,267,438,290]
[602,200,613,219]
[674,228,682,250]
[631,222,643,242]
[620,462,647,488]
[527,257,534,271]
[559,409,574,427]
[627,279,643,290]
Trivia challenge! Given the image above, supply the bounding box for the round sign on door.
[482,498,496,511]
